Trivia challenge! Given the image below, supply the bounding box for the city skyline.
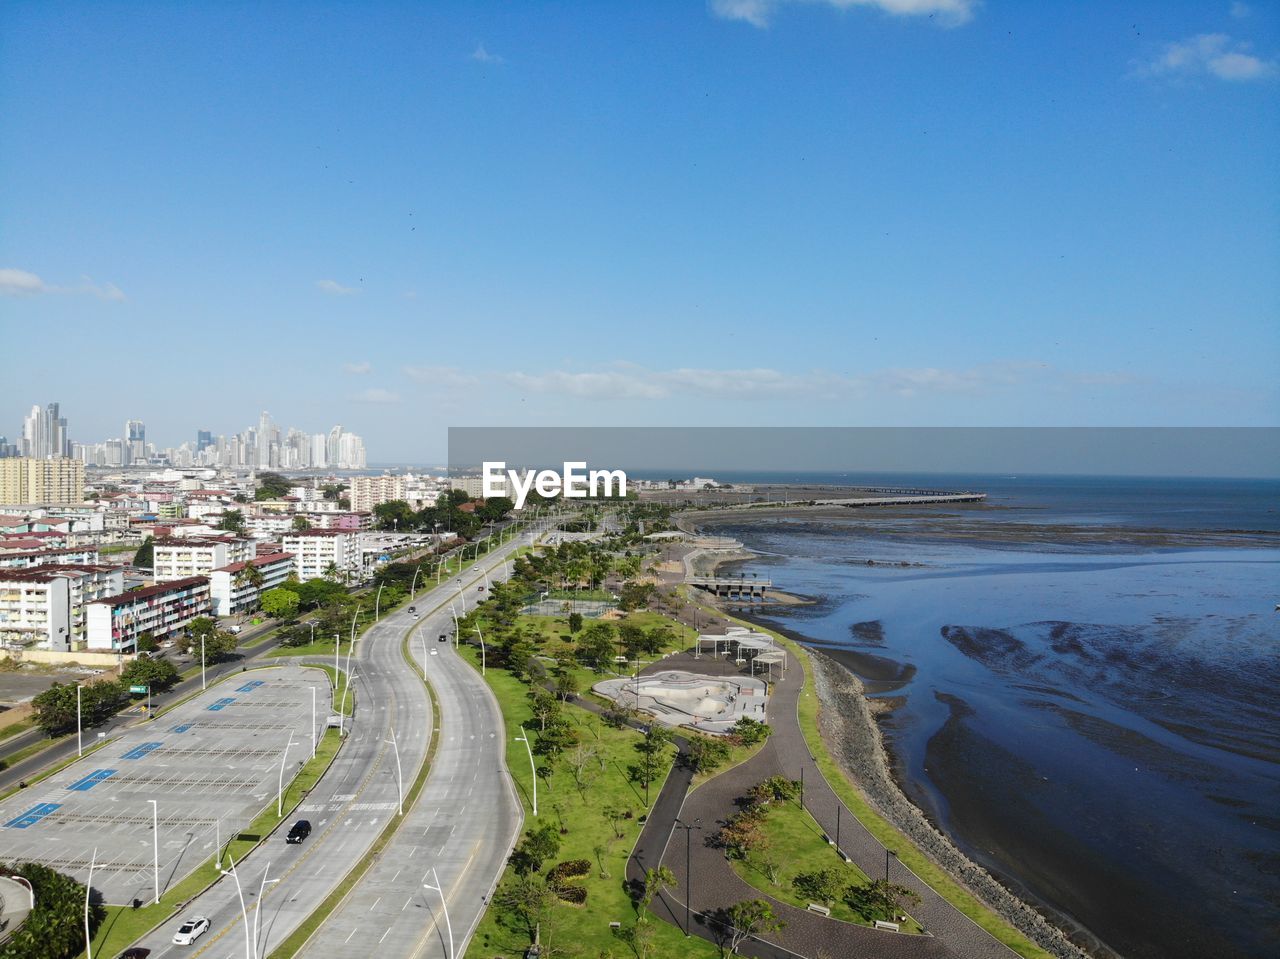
[2,1,1277,461]
[1,401,368,470]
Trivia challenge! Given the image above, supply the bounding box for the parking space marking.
[121,742,163,760]
[4,802,62,829]
[207,697,236,711]
[67,769,116,791]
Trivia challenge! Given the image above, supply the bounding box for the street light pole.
[375,583,384,620]
[885,849,897,919]
[474,626,486,675]
[77,684,82,757]
[310,687,317,759]
[388,724,403,815]
[455,582,465,614]
[84,846,97,959]
[423,867,455,959]
[276,732,295,817]
[450,605,460,649]
[514,733,537,815]
[201,633,206,691]
[675,818,702,935]
[149,799,160,904]
[253,863,281,959]
[220,851,252,959]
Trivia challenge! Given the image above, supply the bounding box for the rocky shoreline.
[807,648,1092,959]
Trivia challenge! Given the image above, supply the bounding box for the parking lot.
[0,664,324,905]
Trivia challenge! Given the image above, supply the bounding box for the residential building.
[0,546,102,569]
[281,529,360,581]
[0,564,124,651]
[209,551,294,616]
[152,537,253,581]
[348,474,405,512]
[86,576,211,652]
[0,457,85,505]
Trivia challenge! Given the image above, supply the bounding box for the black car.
[286,819,311,844]
[438,633,449,642]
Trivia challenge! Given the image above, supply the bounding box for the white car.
[472,565,479,571]
[173,916,211,945]
[429,648,438,655]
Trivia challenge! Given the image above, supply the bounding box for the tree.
[553,670,579,703]
[133,535,154,567]
[716,899,785,955]
[204,628,240,662]
[217,509,246,535]
[32,680,127,736]
[845,878,921,922]
[254,471,291,500]
[577,621,615,671]
[120,656,179,692]
[510,821,562,874]
[684,736,731,774]
[494,873,557,942]
[0,861,104,959]
[135,632,158,653]
[566,744,599,798]
[373,500,415,531]
[260,587,301,619]
[637,865,677,913]
[291,514,311,531]
[793,867,850,907]
[180,616,219,655]
[567,611,584,634]
[528,689,561,732]
[731,717,772,747]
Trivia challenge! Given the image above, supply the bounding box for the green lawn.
[726,793,925,932]
[690,590,1055,959]
[456,639,721,959]
[0,716,35,742]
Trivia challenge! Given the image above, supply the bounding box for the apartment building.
[0,457,85,505]
[209,551,294,616]
[280,529,360,581]
[0,546,103,569]
[348,474,405,512]
[86,576,211,652]
[152,536,253,581]
[0,564,125,651]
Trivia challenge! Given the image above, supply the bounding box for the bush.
[546,859,591,885]
[554,884,588,905]
[0,861,103,959]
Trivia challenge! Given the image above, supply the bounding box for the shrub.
[546,859,591,885]
[555,885,588,905]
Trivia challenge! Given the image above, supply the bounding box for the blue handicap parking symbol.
[67,769,116,792]
[4,802,61,829]
[207,697,236,711]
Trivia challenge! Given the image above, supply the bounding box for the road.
[121,518,549,959]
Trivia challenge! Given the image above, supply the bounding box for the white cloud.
[317,279,358,295]
[1230,2,1250,19]
[1133,33,1277,82]
[0,268,47,295]
[350,387,400,404]
[710,0,977,29]
[344,361,372,375]
[402,365,481,389]
[0,267,126,300]
[471,43,504,64]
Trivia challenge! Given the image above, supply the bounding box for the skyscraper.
[124,419,145,465]
[197,429,213,452]
[20,402,69,458]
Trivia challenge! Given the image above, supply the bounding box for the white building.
[0,546,103,569]
[86,576,211,652]
[209,551,294,617]
[244,514,296,539]
[281,529,360,581]
[152,537,253,581]
[0,564,124,651]
[348,474,405,513]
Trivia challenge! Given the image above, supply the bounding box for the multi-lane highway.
[120,520,544,959]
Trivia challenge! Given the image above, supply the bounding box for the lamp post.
[514,733,537,815]
[84,846,97,959]
[474,626,486,676]
[450,605,460,649]
[410,562,422,599]
[215,817,222,869]
[374,583,385,620]
[340,674,355,735]
[149,799,160,904]
[675,818,702,935]
[349,606,360,646]
[253,863,281,959]
[276,732,295,817]
[422,867,454,959]
[885,849,898,920]
[388,725,403,815]
[77,684,83,757]
[455,582,465,614]
[220,851,252,959]
[310,687,317,759]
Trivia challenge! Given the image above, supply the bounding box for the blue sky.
[1,0,1277,461]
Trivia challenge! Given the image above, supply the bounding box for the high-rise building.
[197,429,213,451]
[21,402,70,459]
[348,474,405,512]
[0,457,85,505]
[124,419,145,464]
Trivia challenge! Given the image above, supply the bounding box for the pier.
[687,575,771,600]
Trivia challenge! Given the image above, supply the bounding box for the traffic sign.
[129,685,149,694]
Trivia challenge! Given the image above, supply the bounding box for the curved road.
[122,521,548,959]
